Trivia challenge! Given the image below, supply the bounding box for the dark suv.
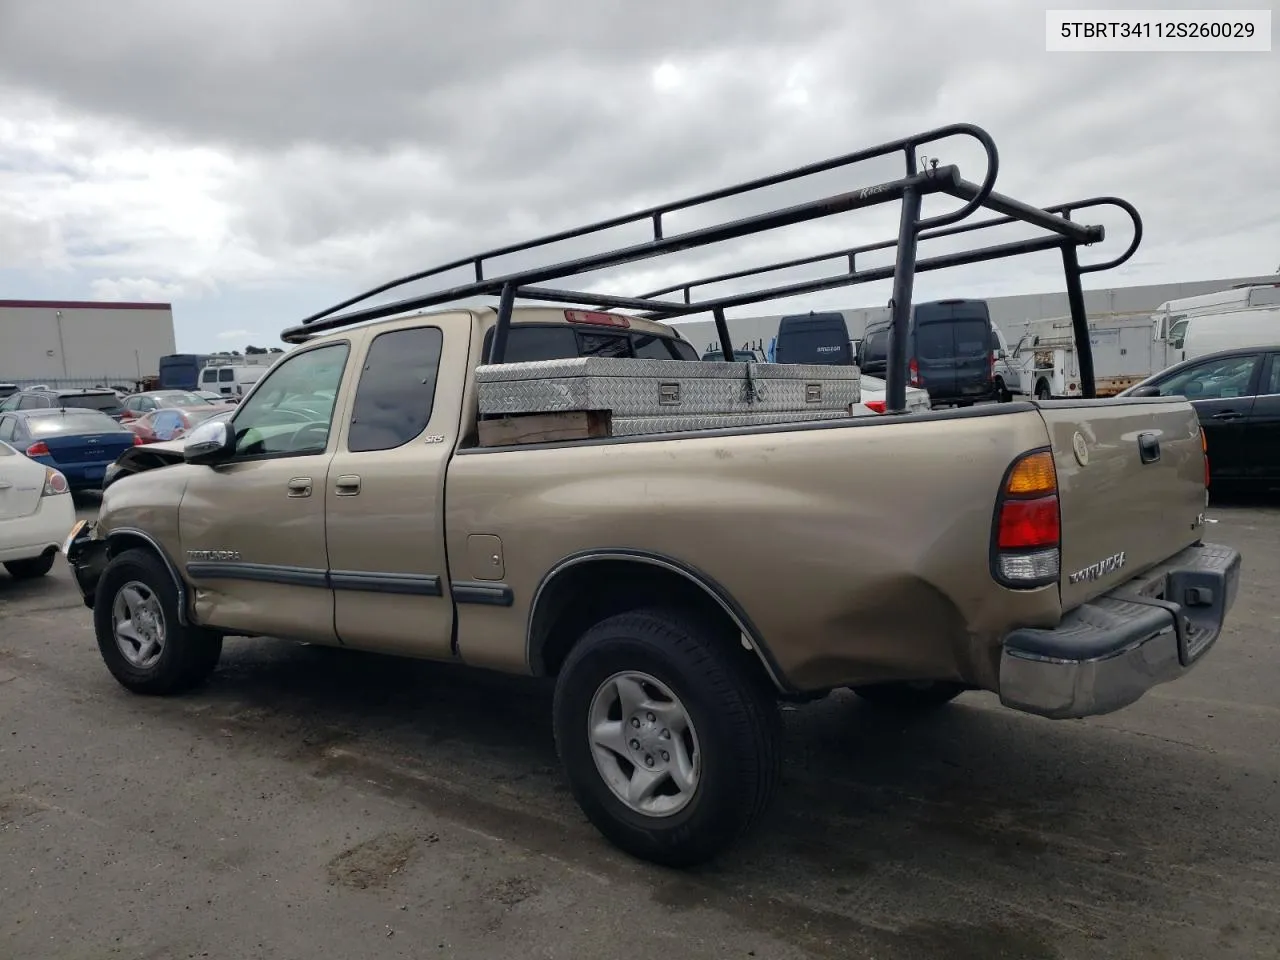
[858,299,999,407]
[0,387,126,420]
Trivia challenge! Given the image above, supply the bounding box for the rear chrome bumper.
[998,542,1241,720]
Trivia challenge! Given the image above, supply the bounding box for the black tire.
[994,379,1012,404]
[93,548,222,695]
[3,552,55,579]
[552,606,781,868]
[851,680,966,712]
[1035,380,1053,400]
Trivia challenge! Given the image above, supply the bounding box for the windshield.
[59,392,123,414]
[27,411,127,436]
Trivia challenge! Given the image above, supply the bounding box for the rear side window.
[218,368,235,382]
[18,395,47,410]
[348,326,444,453]
[201,369,217,384]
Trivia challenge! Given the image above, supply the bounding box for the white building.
[0,299,178,387]
[668,273,1280,356]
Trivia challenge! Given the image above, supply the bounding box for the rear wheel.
[552,607,781,867]
[3,553,55,579]
[1035,380,1053,400]
[851,680,966,712]
[94,548,223,695]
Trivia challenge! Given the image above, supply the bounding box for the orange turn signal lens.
[1004,450,1057,497]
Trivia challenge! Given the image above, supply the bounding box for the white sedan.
[0,440,76,579]
[854,374,932,415]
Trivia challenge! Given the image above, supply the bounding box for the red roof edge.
[0,299,173,311]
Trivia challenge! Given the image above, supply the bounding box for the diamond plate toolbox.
[612,409,851,436]
[475,356,861,418]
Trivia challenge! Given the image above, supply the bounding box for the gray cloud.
[0,0,1276,350]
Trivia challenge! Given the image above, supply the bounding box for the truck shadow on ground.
[118,634,1276,960]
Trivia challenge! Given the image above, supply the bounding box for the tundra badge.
[1068,551,1126,585]
[186,550,242,562]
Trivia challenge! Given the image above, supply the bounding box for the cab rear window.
[481,325,696,363]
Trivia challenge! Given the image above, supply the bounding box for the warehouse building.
[669,272,1280,356]
[0,299,177,388]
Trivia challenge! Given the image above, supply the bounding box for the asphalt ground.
[2,495,1278,960]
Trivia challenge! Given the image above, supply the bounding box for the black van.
[774,312,853,366]
[857,299,998,406]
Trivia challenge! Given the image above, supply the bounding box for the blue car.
[0,408,140,492]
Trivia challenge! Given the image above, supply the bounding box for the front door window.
[229,344,350,458]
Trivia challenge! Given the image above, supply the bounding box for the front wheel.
[94,548,223,695]
[552,607,781,867]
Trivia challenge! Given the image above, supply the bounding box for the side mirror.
[1171,338,1184,350]
[183,419,233,465]
[1127,385,1161,398]
[996,349,1007,359]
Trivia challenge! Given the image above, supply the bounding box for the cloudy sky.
[1,0,1275,354]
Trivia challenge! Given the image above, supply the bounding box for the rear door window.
[915,320,991,360]
[347,326,444,453]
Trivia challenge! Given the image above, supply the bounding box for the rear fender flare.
[526,548,791,693]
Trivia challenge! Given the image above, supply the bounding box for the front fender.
[64,520,108,609]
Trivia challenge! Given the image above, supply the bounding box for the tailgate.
[1037,398,1207,611]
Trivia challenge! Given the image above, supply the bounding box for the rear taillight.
[26,441,50,457]
[41,467,68,497]
[132,434,144,446]
[992,449,1060,589]
[908,357,920,387]
[864,399,887,414]
[1201,427,1210,491]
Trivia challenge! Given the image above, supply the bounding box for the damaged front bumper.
[63,519,109,609]
[998,541,1241,720]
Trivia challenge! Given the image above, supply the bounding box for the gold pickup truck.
[65,123,1242,867]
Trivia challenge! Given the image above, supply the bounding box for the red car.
[118,390,217,422]
[125,405,236,444]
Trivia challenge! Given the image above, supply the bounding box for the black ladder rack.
[282,122,1143,412]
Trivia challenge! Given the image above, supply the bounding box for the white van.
[198,355,276,399]
[1179,303,1280,360]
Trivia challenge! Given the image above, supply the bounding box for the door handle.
[287,477,313,498]
[335,475,361,496]
[1210,411,1242,421]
